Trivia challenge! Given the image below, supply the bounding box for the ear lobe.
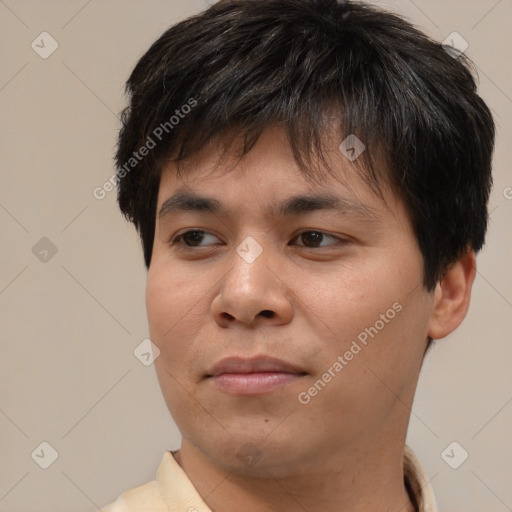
[427,250,477,341]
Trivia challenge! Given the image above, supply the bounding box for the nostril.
[260,310,274,318]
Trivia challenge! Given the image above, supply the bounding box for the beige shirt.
[100,445,438,512]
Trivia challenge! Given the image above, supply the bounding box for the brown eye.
[293,231,345,248]
[299,231,324,247]
[180,231,205,246]
[171,230,221,248]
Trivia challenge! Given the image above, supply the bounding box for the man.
[101,0,495,510]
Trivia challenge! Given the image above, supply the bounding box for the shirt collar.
[403,445,438,512]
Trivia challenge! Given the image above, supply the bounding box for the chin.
[192,429,310,477]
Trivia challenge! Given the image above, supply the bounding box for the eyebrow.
[158,190,380,222]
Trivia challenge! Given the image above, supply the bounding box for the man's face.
[146,126,435,475]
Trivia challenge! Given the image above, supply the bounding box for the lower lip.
[209,372,305,395]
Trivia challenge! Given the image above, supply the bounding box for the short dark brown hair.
[115,0,495,291]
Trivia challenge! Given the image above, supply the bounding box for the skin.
[146,125,476,512]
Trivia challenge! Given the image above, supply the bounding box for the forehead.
[157,126,402,224]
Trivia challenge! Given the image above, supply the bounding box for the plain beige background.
[0,0,510,511]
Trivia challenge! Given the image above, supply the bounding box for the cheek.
[145,258,233,395]
[301,256,429,380]
[293,260,397,339]
[145,264,223,435]
[145,263,208,367]
[146,260,206,328]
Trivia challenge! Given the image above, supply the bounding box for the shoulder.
[100,479,168,512]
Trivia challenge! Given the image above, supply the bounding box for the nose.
[211,240,294,328]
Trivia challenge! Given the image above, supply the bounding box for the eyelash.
[169,229,350,250]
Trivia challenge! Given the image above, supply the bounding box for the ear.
[427,250,477,340]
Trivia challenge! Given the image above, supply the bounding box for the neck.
[174,438,416,512]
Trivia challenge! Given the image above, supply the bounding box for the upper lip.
[207,356,307,377]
